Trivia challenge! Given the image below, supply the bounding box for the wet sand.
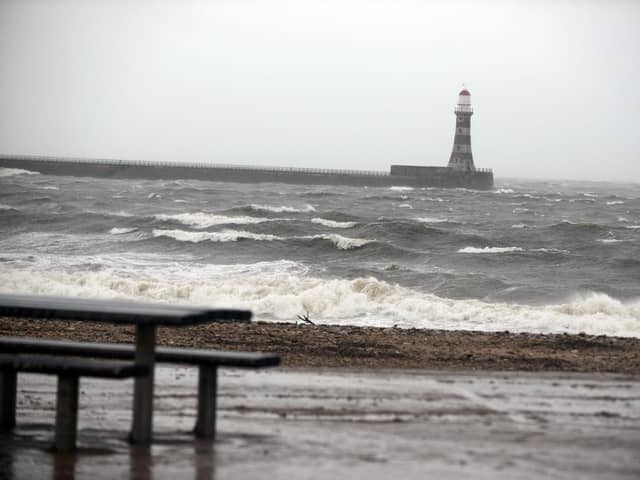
[1,317,638,373]
[2,367,639,479]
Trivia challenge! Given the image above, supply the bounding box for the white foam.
[458,246,524,254]
[152,228,282,243]
[597,238,625,244]
[606,201,625,206]
[512,208,529,214]
[626,225,640,230]
[416,217,448,224]
[530,248,570,254]
[109,227,138,235]
[511,224,526,229]
[156,212,273,228]
[311,218,357,229]
[1,270,638,337]
[147,193,161,199]
[0,204,17,211]
[303,234,374,250]
[40,186,59,190]
[86,209,135,218]
[398,204,413,209]
[494,188,515,194]
[389,186,414,191]
[250,203,316,213]
[0,167,39,177]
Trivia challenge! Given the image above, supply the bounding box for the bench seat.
[0,354,148,451]
[0,336,280,438]
[0,336,280,367]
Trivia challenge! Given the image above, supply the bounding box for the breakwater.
[0,155,494,189]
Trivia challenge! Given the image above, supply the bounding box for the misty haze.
[1,0,639,182]
[0,2,639,479]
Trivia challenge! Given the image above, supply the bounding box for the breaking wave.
[152,228,282,243]
[0,167,39,177]
[303,234,373,250]
[310,218,357,228]
[415,217,449,224]
[156,212,274,228]
[458,246,524,254]
[109,227,138,235]
[150,229,373,250]
[1,270,638,337]
[249,203,316,213]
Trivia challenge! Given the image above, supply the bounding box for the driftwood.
[297,312,315,326]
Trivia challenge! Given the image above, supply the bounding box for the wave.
[0,167,39,177]
[85,209,135,218]
[493,188,515,194]
[109,227,138,235]
[155,212,274,228]
[0,204,18,211]
[458,246,524,254]
[626,225,640,230]
[151,228,373,250]
[415,217,449,224]
[389,186,414,191]
[1,271,638,337]
[302,234,373,250]
[548,221,609,234]
[597,238,625,244]
[310,218,357,228]
[249,203,316,213]
[398,204,413,209]
[606,201,625,206]
[152,228,282,243]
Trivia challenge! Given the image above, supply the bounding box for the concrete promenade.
[1,367,639,479]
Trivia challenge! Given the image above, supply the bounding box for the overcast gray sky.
[1,0,639,182]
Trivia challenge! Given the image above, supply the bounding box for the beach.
[2,317,638,374]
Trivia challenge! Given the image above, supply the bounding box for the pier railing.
[0,154,390,177]
[0,154,492,176]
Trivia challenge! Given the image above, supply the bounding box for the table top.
[0,293,252,326]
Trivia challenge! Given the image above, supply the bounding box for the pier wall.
[0,155,494,190]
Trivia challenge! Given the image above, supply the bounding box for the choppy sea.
[1,166,639,337]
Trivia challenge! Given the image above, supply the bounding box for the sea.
[1,166,639,337]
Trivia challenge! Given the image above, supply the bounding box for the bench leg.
[131,324,156,445]
[0,369,17,432]
[54,375,79,452]
[195,366,218,438]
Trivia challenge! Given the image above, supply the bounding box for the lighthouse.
[447,88,476,171]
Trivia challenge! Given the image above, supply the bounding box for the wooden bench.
[0,354,148,451]
[0,293,253,445]
[0,336,280,439]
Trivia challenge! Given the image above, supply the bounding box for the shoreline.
[1,317,638,374]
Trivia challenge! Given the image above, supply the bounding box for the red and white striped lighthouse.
[447,88,476,171]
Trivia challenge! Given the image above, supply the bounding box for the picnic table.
[0,293,251,445]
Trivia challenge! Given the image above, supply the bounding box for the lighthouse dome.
[457,88,472,107]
